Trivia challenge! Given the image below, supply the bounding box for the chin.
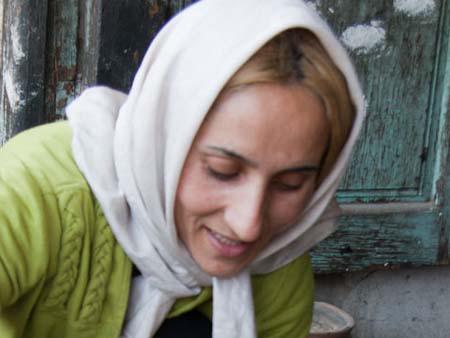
[206,269,242,278]
[199,260,248,278]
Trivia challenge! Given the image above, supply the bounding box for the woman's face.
[175,83,329,277]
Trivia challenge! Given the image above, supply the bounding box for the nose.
[224,182,266,242]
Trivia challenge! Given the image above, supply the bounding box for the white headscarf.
[66,0,365,337]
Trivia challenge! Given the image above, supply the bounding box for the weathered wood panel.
[169,0,198,14]
[45,0,79,119]
[96,0,171,91]
[77,0,102,91]
[432,1,450,264]
[95,0,202,91]
[311,210,441,273]
[0,0,48,144]
[0,2,4,77]
[45,0,102,120]
[309,0,445,203]
[306,0,450,272]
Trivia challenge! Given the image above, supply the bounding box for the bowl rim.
[310,301,355,334]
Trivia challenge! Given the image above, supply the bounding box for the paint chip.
[4,68,25,111]
[393,0,436,16]
[11,20,25,63]
[341,21,386,55]
[305,0,322,14]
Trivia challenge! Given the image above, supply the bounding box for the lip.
[205,227,251,258]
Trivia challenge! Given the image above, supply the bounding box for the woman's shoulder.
[0,121,88,193]
[0,121,102,304]
[0,121,133,338]
[0,121,96,249]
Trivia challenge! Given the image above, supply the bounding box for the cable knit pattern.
[43,210,83,309]
[0,122,135,338]
[78,206,114,322]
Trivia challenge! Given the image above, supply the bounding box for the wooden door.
[310,0,450,272]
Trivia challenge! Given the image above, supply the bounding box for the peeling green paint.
[312,211,441,273]
[50,0,79,118]
[311,0,446,203]
[0,0,48,144]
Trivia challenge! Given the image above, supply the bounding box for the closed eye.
[272,181,303,192]
[207,167,239,181]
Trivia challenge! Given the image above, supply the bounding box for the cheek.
[176,162,221,219]
[268,184,316,233]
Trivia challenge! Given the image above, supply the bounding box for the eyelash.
[207,167,304,191]
[206,167,239,181]
[274,182,303,192]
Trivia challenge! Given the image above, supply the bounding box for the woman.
[0,0,365,337]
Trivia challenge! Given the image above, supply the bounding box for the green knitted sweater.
[0,122,313,338]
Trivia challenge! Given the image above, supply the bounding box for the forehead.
[194,83,329,166]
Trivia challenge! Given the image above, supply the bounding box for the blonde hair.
[224,29,355,183]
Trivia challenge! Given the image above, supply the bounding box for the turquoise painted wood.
[0,0,449,273]
[309,0,450,272]
[46,0,80,119]
[311,210,442,273]
[310,0,446,203]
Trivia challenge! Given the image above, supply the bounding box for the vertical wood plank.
[0,1,4,77]
[435,1,450,263]
[45,0,79,120]
[169,0,198,15]
[44,0,102,120]
[77,0,102,91]
[96,0,170,91]
[0,0,48,144]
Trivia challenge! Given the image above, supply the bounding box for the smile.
[205,228,251,257]
[209,229,242,246]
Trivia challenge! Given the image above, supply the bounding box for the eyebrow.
[205,146,259,167]
[204,146,320,173]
